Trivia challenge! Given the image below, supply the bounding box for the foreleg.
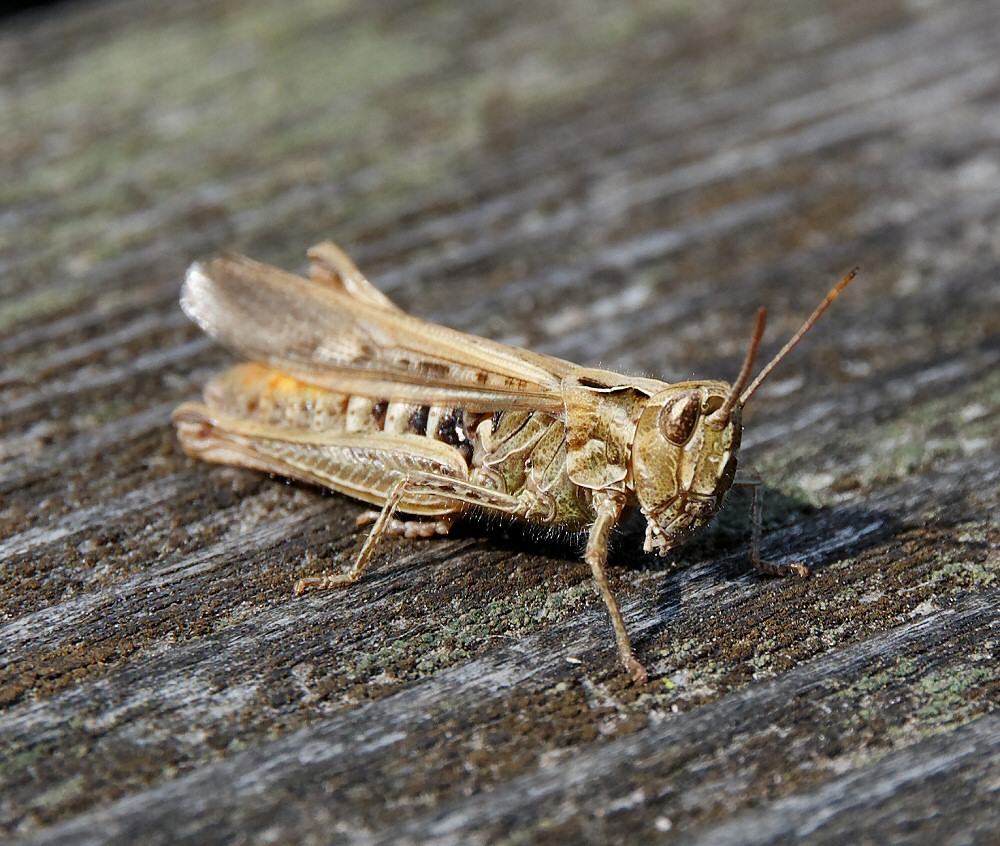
[586,494,649,684]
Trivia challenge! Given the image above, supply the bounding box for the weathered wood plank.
[13,567,1000,844]
[2,0,998,843]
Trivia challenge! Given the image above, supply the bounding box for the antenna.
[739,268,858,407]
[710,307,766,429]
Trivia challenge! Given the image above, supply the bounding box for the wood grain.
[2,0,998,843]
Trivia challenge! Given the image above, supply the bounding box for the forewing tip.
[179,260,220,335]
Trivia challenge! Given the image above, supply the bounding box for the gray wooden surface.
[2,0,998,843]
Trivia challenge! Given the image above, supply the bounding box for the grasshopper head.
[630,267,859,556]
[631,382,742,555]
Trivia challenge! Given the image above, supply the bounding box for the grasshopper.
[173,242,856,683]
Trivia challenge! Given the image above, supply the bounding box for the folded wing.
[181,249,573,413]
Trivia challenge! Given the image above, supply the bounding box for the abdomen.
[204,363,478,460]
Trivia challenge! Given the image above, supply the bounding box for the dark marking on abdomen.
[437,407,474,464]
[409,405,430,436]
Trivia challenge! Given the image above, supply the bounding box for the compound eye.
[658,392,700,445]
